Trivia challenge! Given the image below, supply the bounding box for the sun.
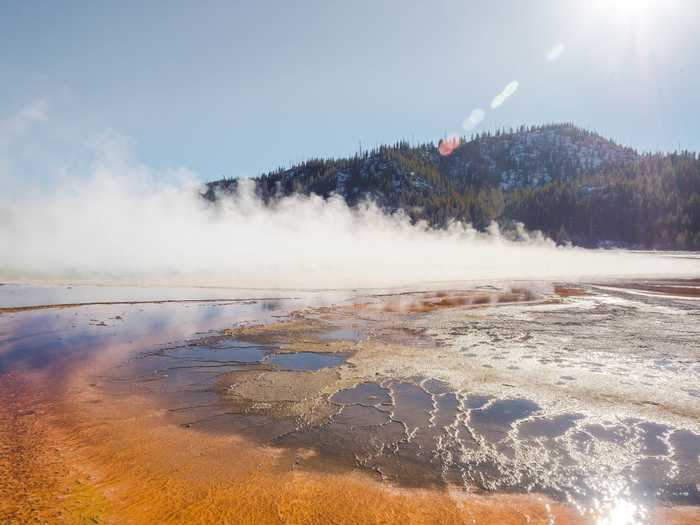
[582,0,676,51]
[609,0,654,18]
[593,0,676,25]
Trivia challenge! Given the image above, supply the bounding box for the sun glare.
[589,0,671,25]
[581,0,680,67]
[610,0,654,18]
[592,0,676,25]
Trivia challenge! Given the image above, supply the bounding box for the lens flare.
[491,81,519,109]
[546,43,565,62]
[437,135,460,156]
[462,108,485,131]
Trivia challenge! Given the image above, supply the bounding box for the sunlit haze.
[1,0,698,185]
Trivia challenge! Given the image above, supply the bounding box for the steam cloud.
[0,145,698,290]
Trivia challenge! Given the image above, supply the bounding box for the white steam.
[0,143,698,289]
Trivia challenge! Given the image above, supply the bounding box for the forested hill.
[205,123,700,250]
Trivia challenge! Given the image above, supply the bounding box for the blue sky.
[1,0,699,183]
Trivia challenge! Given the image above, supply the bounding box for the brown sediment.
[554,286,588,297]
[377,288,549,314]
[0,372,109,523]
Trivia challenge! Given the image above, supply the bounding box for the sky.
[1,0,699,185]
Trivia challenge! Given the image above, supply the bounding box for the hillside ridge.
[206,124,700,249]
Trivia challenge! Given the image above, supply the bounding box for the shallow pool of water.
[265,351,346,371]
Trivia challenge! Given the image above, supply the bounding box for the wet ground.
[1,281,699,524]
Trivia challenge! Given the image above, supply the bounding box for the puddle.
[331,382,391,405]
[519,413,583,439]
[637,421,671,456]
[265,352,346,371]
[470,398,541,443]
[333,404,390,427]
[389,381,433,432]
[162,343,271,364]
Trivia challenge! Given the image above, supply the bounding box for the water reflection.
[0,286,348,376]
[594,498,646,525]
[1,284,699,523]
[265,352,346,371]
